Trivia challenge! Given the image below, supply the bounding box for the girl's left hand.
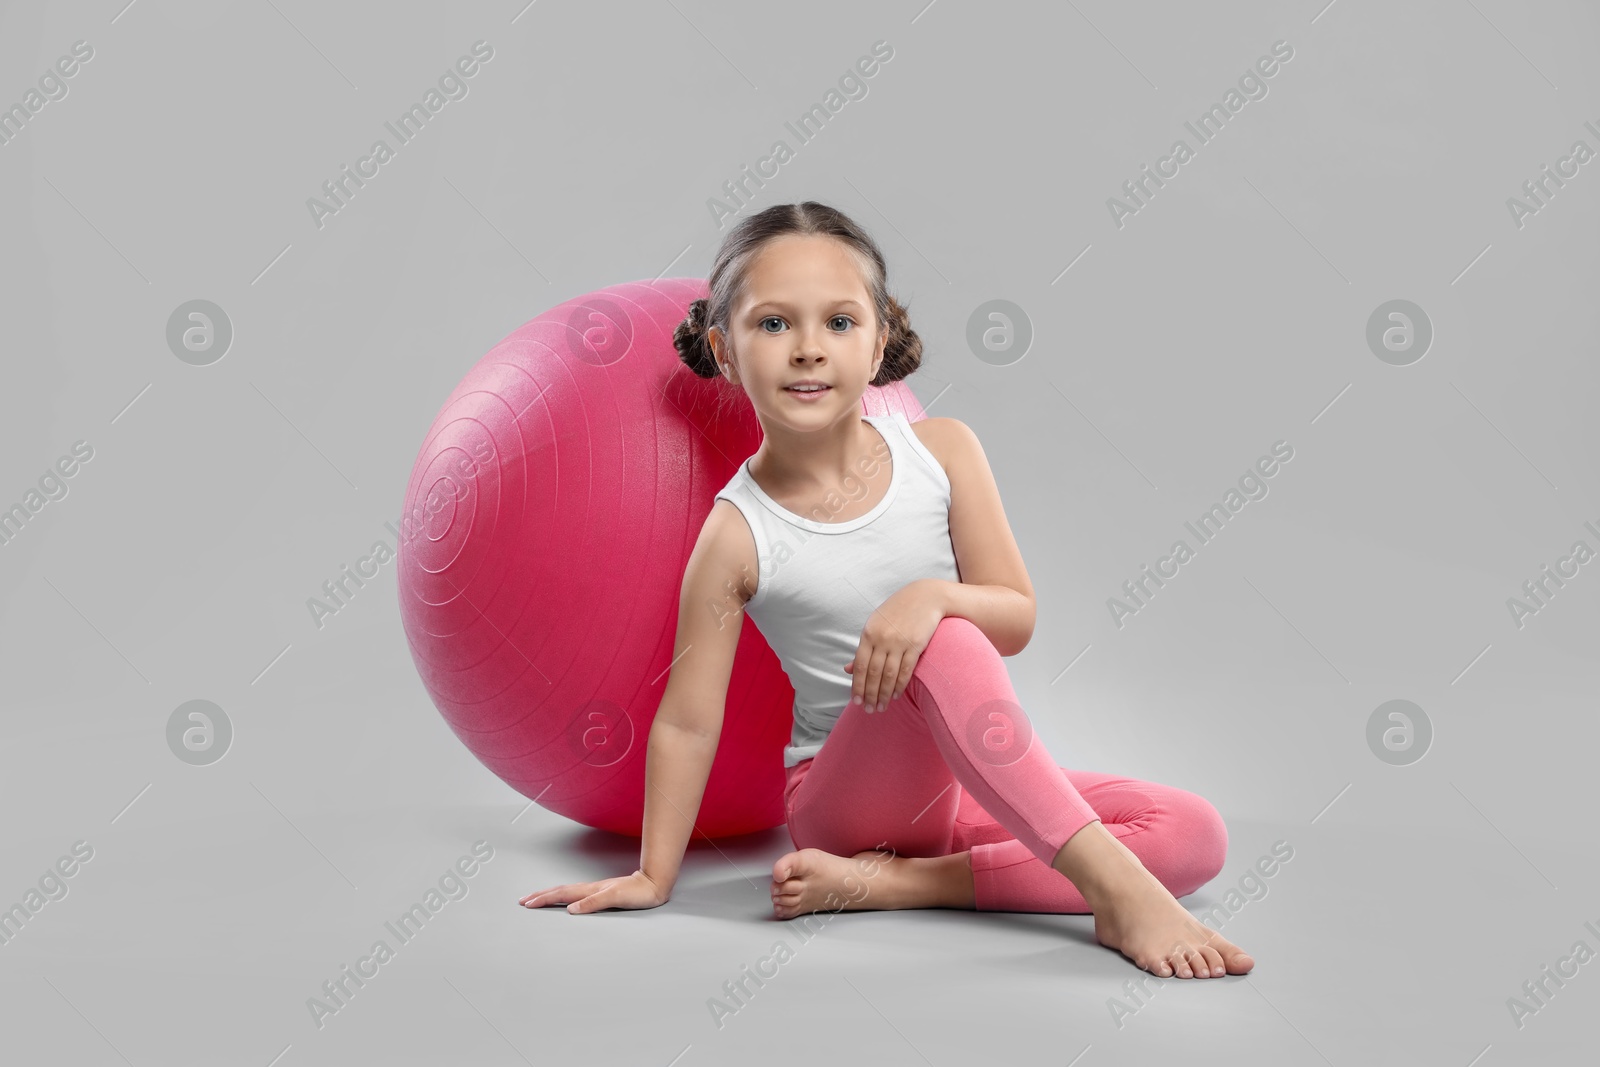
[844,580,946,713]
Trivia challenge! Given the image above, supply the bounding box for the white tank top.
[713,413,962,767]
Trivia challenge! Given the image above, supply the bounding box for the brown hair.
[673,201,923,386]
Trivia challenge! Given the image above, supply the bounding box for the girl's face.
[711,234,886,430]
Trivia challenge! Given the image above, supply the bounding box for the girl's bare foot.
[1058,822,1254,979]
[769,847,973,919]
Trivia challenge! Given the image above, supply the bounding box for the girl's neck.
[750,415,882,494]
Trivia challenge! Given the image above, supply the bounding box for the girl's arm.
[638,503,754,895]
[921,417,1037,655]
[638,722,720,896]
[844,420,1038,712]
[917,577,1034,657]
[520,503,752,912]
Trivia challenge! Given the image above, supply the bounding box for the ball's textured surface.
[398,278,928,838]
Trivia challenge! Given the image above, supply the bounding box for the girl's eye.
[756,315,852,333]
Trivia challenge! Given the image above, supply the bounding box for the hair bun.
[673,297,719,378]
[874,294,923,385]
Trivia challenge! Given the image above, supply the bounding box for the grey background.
[2,0,1597,1064]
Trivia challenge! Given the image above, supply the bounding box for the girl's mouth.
[785,385,831,401]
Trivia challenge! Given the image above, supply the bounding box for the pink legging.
[783,616,1227,913]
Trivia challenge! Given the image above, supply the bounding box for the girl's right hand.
[519,869,668,913]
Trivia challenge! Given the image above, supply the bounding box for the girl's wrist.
[916,577,954,618]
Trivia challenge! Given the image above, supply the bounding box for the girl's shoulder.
[902,415,966,485]
[699,491,762,606]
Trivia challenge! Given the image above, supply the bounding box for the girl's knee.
[915,616,994,677]
[1176,792,1228,888]
[930,614,986,647]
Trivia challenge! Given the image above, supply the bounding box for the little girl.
[521,201,1254,979]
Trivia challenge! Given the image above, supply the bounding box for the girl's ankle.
[1052,821,1136,906]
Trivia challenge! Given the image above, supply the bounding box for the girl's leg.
[952,770,1228,913]
[781,616,1253,977]
[785,615,1101,874]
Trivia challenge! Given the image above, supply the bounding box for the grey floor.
[6,683,1597,1066]
[5,0,1599,1064]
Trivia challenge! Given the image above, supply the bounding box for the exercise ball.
[398,278,929,839]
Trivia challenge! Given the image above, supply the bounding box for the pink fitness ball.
[397,278,928,838]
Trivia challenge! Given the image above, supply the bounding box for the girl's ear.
[709,328,737,382]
